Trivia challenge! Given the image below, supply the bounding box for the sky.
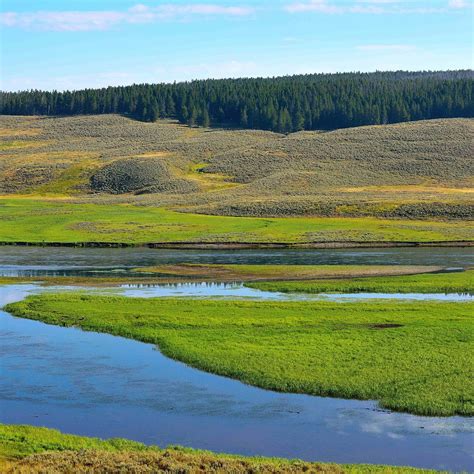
[1,0,472,91]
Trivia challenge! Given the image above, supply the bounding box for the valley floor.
[6,291,472,417]
[1,263,472,471]
[0,197,472,246]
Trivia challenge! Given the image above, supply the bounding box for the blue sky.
[1,0,472,91]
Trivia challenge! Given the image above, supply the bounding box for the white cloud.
[356,44,417,51]
[284,0,451,14]
[0,3,255,32]
[448,0,471,8]
[154,4,255,17]
[285,1,345,13]
[283,0,403,14]
[355,0,401,3]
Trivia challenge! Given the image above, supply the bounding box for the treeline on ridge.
[1,71,473,132]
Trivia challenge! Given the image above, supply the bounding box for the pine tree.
[148,103,159,122]
[188,107,198,127]
[240,107,248,127]
[1,71,472,132]
[198,108,210,127]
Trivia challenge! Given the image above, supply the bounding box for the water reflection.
[0,246,472,277]
[120,282,473,301]
[0,284,473,470]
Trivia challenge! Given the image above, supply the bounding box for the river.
[0,247,472,471]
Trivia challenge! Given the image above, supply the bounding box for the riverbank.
[5,294,472,417]
[1,198,472,247]
[1,265,471,291]
[0,424,433,473]
[245,269,474,294]
[1,240,473,249]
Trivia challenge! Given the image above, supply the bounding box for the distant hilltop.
[1,70,473,133]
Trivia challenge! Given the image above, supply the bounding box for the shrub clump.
[90,158,198,195]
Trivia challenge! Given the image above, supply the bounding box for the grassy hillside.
[0,115,472,221]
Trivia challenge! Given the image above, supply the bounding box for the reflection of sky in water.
[1,284,473,471]
[119,282,473,301]
[0,246,472,277]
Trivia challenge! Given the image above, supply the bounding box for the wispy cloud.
[448,0,472,8]
[285,1,346,13]
[356,44,417,51]
[284,0,466,14]
[0,3,255,32]
[356,0,402,3]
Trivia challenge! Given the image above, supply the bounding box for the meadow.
[0,197,472,244]
[246,269,474,294]
[0,424,433,473]
[5,294,473,417]
[0,115,472,245]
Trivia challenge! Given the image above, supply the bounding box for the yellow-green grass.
[184,162,238,192]
[0,275,203,287]
[0,265,456,288]
[135,264,443,281]
[5,294,473,416]
[0,425,432,473]
[0,265,445,287]
[246,269,474,294]
[0,198,472,244]
[0,140,51,151]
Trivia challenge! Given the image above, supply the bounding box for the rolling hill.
[0,114,472,221]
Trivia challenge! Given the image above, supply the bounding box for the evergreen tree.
[1,70,472,132]
[148,103,160,122]
[188,107,198,127]
[198,108,210,127]
[240,107,248,127]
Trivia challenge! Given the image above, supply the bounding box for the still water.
[0,247,473,470]
[0,246,471,277]
[1,283,473,471]
[119,282,473,301]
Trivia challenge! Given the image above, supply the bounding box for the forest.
[1,71,473,133]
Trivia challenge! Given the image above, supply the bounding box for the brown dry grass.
[0,449,422,474]
[0,115,472,219]
[0,128,42,137]
[135,264,443,281]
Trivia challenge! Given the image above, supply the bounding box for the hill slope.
[0,115,472,220]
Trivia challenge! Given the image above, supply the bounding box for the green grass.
[0,198,472,244]
[5,294,473,416]
[134,264,444,283]
[0,264,445,287]
[0,424,152,459]
[246,270,474,294]
[0,424,432,473]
